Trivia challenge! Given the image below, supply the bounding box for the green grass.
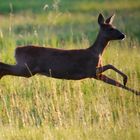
[0,0,140,140]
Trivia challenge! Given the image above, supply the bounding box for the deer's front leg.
[96,64,128,86]
[94,74,140,95]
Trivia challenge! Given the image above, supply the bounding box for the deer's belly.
[39,66,89,80]
[37,56,97,79]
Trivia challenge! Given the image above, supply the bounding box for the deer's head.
[98,13,125,41]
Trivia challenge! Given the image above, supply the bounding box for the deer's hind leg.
[0,62,37,79]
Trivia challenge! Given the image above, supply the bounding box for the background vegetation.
[0,0,140,140]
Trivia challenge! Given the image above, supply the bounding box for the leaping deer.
[0,13,139,95]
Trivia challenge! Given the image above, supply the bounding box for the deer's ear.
[98,13,105,25]
[105,14,115,24]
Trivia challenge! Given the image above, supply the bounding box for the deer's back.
[15,45,95,63]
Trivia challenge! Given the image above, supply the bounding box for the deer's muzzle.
[119,33,126,40]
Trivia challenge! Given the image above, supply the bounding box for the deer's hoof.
[123,76,128,86]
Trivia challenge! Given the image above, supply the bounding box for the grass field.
[0,0,140,140]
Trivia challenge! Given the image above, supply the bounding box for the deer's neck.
[89,32,109,56]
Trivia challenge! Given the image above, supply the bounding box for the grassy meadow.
[0,0,140,140]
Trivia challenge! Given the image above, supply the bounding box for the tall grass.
[0,0,140,140]
[0,38,140,140]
